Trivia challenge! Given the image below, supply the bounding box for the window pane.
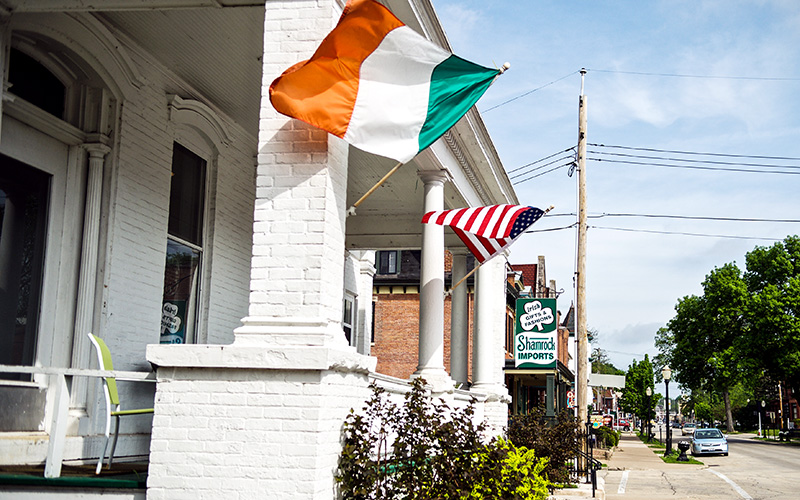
[168,143,206,246]
[8,49,66,119]
[377,250,398,274]
[0,158,50,380]
[160,239,201,344]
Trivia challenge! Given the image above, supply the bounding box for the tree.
[743,235,800,398]
[655,263,747,432]
[590,347,625,375]
[618,355,655,437]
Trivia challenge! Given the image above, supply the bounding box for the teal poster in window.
[160,299,186,344]
[515,298,557,368]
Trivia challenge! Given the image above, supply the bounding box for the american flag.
[422,205,545,263]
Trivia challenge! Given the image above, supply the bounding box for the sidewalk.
[605,432,675,471]
[550,432,677,499]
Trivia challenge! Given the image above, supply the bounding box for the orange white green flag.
[269,0,503,164]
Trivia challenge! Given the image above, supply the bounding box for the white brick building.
[0,1,519,498]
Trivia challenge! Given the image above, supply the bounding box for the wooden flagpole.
[444,204,554,296]
[347,160,404,216]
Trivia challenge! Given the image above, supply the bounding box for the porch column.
[70,142,111,412]
[147,2,375,499]
[414,169,453,393]
[472,255,510,431]
[449,250,469,387]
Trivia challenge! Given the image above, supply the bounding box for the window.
[160,144,206,344]
[0,157,50,380]
[377,250,399,274]
[8,48,66,119]
[342,296,354,345]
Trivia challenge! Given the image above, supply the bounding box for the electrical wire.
[588,157,800,175]
[507,146,576,174]
[512,161,574,185]
[589,225,784,241]
[509,154,575,180]
[482,71,580,113]
[585,68,800,82]
[588,150,800,171]
[542,213,800,223]
[589,143,800,162]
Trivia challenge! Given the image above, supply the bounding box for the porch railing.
[0,364,155,479]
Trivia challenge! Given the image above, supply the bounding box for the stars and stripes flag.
[421,205,546,264]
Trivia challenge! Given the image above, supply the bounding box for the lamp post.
[662,365,672,456]
[645,387,652,443]
[759,400,765,438]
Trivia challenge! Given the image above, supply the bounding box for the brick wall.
[147,363,371,499]
[371,292,474,381]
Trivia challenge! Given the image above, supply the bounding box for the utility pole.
[576,69,589,443]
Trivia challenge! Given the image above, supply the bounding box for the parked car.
[682,422,697,435]
[691,428,728,456]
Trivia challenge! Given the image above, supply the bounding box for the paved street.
[600,430,799,499]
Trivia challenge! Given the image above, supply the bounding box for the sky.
[433,0,800,387]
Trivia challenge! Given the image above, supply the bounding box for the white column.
[355,250,376,355]
[449,250,469,386]
[472,255,510,432]
[414,170,453,392]
[70,143,111,412]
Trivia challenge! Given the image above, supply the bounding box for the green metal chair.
[87,333,154,474]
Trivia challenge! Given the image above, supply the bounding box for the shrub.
[594,426,620,448]
[336,379,551,499]
[507,406,581,485]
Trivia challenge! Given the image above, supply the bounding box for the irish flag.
[269,0,501,164]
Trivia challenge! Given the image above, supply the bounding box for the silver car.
[691,428,728,456]
[681,422,697,435]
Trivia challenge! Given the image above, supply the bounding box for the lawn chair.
[87,333,154,474]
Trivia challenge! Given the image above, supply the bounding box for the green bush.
[591,425,620,448]
[506,407,581,485]
[335,379,551,499]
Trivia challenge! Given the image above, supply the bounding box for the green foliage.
[506,406,580,485]
[657,236,800,427]
[593,425,620,448]
[743,235,800,397]
[467,439,550,500]
[590,347,625,375]
[618,355,655,434]
[336,379,551,499]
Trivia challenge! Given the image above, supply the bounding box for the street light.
[645,387,653,443]
[759,400,765,438]
[662,365,672,455]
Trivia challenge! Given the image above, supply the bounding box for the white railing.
[0,364,155,478]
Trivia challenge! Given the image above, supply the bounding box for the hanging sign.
[514,298,557,368]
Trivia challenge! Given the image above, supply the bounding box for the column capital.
[83,141,112,159]
[417,168,450,185]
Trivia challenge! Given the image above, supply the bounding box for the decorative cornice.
[442,130,491,205]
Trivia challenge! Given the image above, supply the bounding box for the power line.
[589,143,800,162]
[588,150,800,171]
[544,213,800,223]
[507,146,575,174]
[589,225,784,241]
[585,68,800,82]
[509,154,575,180]
[482,71,579,113]
[512,161,574,185]
[588,157,800,175]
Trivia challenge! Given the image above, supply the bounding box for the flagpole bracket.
[346,206,357,217]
